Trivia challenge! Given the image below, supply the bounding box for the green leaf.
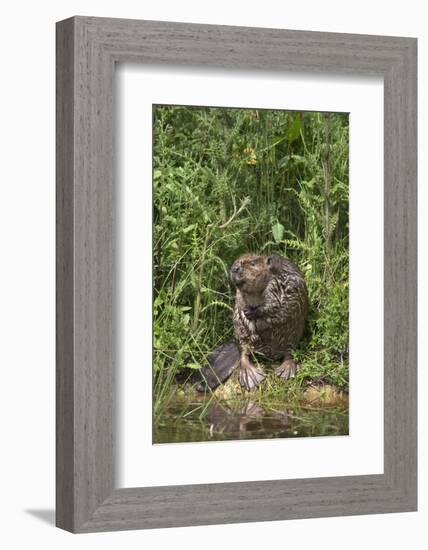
[268,134,288,148]
[182,313,190,325]
[272,222,285,243]
[288,114,302,144]
[187,363,202,370]
[182,223,196,234]
[278,155,290,168]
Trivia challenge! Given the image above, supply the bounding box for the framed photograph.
[56,16,417,532]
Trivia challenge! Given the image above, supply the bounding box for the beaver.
[230,253,308,390]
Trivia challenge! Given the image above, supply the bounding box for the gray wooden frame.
[56,16,417,533]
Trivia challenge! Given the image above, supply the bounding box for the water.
[154,395,349,444]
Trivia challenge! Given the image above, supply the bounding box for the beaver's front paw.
[250,333,261,346]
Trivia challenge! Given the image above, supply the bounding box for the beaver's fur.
[230,253,308,390]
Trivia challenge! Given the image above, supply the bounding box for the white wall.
[0,1,425,548]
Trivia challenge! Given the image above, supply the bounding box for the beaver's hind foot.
[275,359,299,380]
[239,355,266,390]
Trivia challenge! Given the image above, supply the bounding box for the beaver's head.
[230,254,273,294]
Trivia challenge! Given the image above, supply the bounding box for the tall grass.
[153,105,349,415]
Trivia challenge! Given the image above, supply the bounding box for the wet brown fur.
[230,253,308,389]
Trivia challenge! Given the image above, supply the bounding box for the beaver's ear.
[266,254,281,274]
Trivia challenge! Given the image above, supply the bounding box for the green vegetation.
[153,105,349,417]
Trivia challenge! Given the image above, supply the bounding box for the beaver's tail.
[193,342,240,392]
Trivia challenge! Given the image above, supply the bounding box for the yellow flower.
[243,147,257,165]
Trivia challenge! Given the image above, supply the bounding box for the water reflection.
[154,397,348,444]
[206,400,289,439]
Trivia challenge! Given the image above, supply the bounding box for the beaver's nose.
[231,264,240,273]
